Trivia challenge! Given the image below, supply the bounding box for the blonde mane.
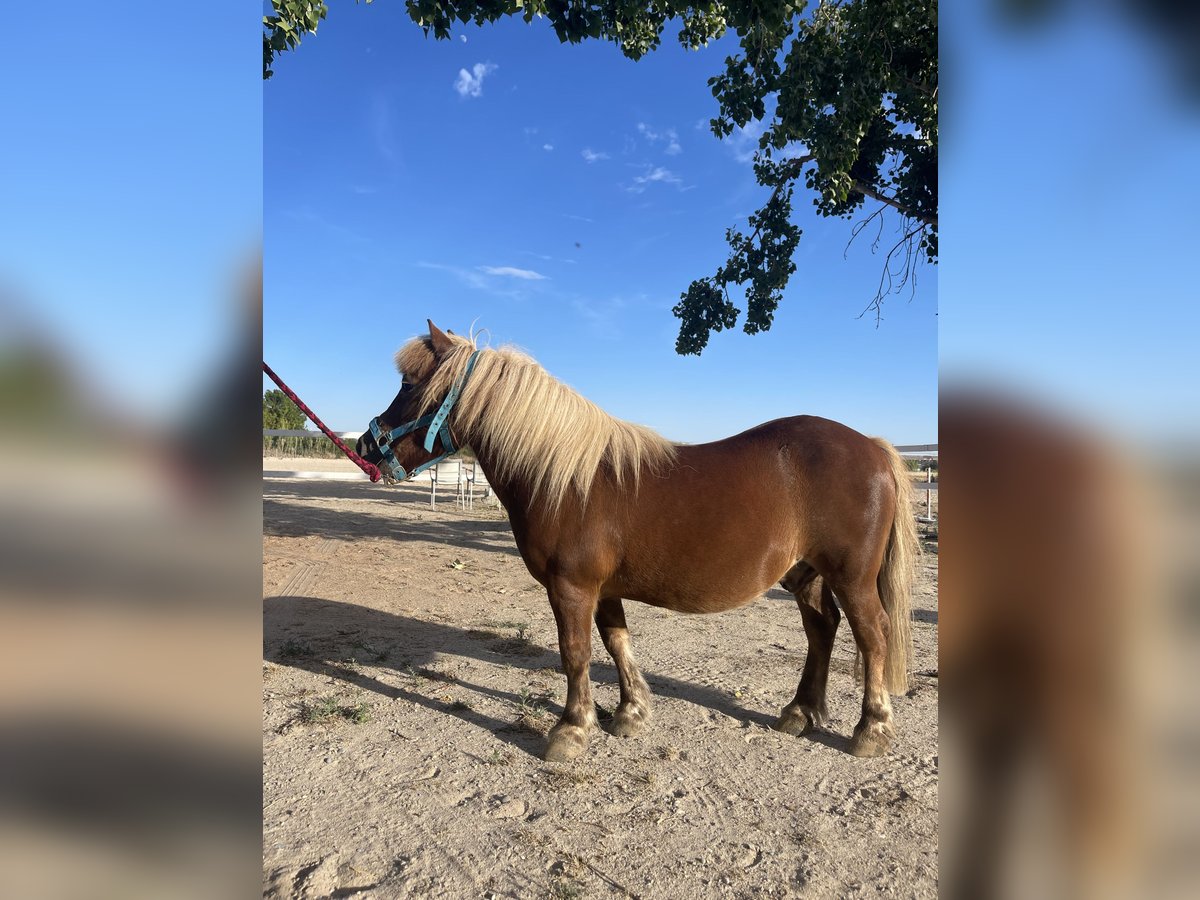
[395,331,677,510]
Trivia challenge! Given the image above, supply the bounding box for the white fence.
[895,445,938,522]
[262,429,491,509]
[263,430,936,513]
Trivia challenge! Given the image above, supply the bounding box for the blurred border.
[1,4,263,898]
[941,2,1199,897]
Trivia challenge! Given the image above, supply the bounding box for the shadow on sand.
[264,594,855,756]
[264,478,520,557]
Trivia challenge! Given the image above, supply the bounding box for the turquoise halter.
[368,350,481,482]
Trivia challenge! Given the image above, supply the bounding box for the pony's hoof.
[849,719,895,758]
[544,725,589,762]
[772,708,813,736]
[773,702,824,736]
[610,703,650,738]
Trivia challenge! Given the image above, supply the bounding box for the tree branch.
[852,180,936,228]
[844,203,888,259]
[857,219,930,324]
[733,153,815,255]
[776,153,934,230]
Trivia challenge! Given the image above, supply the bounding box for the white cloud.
[570,294,635,340]
[417,261,488,291]
[285,207,371,245]
[724,124,810,165]
[778,140,811,161]
[369,93,397,163]
[418,261,548,295]
[724,121,765,164]
[581,148,609,163]
[543,143,554,151]
[454,62,497,98]
[478,266,548,280]
[521,250,577,264]
[634,166,682,187]
[637,122,682,155]
[624,165,687,194]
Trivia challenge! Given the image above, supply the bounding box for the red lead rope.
[262,361,382,482]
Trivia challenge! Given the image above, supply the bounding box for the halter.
[368,350,481,482]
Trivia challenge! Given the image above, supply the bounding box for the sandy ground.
[263,470,938,899]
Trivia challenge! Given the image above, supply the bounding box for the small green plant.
[550,878,583,899]
[279,638,312,658]
[486,747,513,766]
[299,695,340,724]
[350,639,387,660]
[515,687,551,720]
[298,695,371,725]
[545,769,595,788]
[487,619,525,630]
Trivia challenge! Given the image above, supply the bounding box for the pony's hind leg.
[835,576,896,757]
[774,563,841,736]
[544,579,600,762]
[595,596,652,737]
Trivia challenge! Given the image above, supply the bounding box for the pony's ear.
[427,320,454,357]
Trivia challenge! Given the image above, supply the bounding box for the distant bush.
[262,434,479,461]
[262,435,344,458]
[905,456,938,474]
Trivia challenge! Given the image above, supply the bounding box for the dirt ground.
[263,467,939,899]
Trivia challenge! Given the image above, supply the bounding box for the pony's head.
[358,319,675,504]
[354,320,475,484]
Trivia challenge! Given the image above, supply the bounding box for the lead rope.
[262,361,382,482]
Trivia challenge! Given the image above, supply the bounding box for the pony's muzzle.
[355,432,381,463]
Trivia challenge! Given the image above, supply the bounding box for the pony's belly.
[606,527,799,613]
[618,567,787,615]
[634,588,764,615]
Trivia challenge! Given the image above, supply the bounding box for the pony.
[356,321,918,762]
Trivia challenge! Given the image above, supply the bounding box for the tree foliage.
[263,389,308,430]
[263,1,331,80]
[264,0,937,354]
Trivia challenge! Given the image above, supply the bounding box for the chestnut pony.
[357,322,917,761]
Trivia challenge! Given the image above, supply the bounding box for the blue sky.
[1,4,261,421]
[265,8,937,444]
[5,5,1190,450]
[941,4,1199,442]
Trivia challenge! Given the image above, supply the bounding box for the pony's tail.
[872,437,920,695]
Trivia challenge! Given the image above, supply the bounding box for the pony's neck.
[467,437,537,518]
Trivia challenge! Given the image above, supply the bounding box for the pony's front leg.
[544,580,599,762]
[596,596,652,737]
